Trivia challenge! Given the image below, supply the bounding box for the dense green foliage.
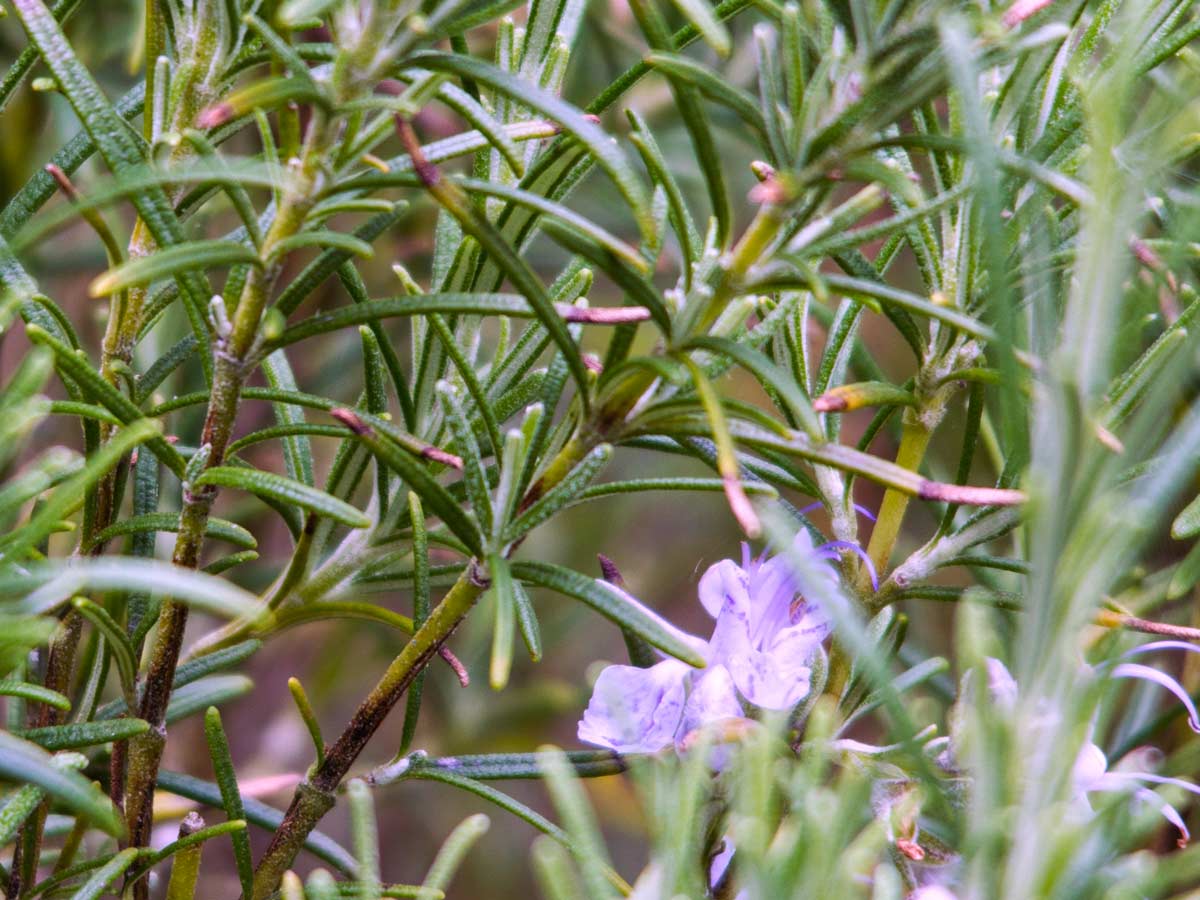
[2,0,1200,896]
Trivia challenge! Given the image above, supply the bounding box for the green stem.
[249,569,488,898]
[9,611,81,898]
[123,118,336,888]
[827,414,931,699]
[861,412,933,588]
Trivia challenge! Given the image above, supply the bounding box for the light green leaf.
[1172,494,1200,540]
[0,730,122,836]
[6,558,261,620]
[70,847,138,900]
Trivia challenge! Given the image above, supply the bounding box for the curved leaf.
[90,512,257,551]
[89,241,260,297]
[0,731,122,836]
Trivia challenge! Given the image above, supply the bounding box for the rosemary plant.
[1,0,1200,897]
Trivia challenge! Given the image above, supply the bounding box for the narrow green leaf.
[511,561,705,666]
[399,750,623,781]
[204,707,255,900]
[400,492,431,755]
[1,418,163,562]
[512,580,542,663]
[1169,540,1200,600]
[89,241,259,297]
[438,382,493,537]
[0,679,70,710]
[90,512,257,551]
[288,677,326,769]
[262,350,317,494]
[204,75,327,124]
[69,847,138,900]
[271,295,530,348]
[417,813,490,900]
[93,641,260,721]
[136,819,248,873]
[348,780,381,900]
[665,0,731,55]
[644,51,766,136]
[487,555,516,691]
[683,357,760,537]
[452,176,649,274]
[71,597,137,695]
[17,717,149,751]
[156,770,358,876]
[167,676,254,724]
[194,466,371,529]
[268,231,374,263]
[537,746,619,900]
[503,445,612,542]
[332,411,484,557]
[408,51,653,242]
[24,325,185,476]
[0,785,44,848]
[626,0,731,240]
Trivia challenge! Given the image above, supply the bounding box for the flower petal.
[1087,782,1191,847]
[681,664,744,735]
[722,620,817,710]
[709,837,735,887]
[577,660,690,753]
[818,540,877,591]
[1112,662,1200,732]
[1123,640,1200,659]
[1072,741,1108,790]
[698,558,751,620]
[984,657,1019,712]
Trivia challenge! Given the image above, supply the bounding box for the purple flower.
[578,531,845,754]
[978,649,1200,847]
[1071,739,1200,846]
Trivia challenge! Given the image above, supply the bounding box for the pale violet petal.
[984,658,1019,713]
[1072,741,1108,790]
[1112,662,1200,731]
[1122,640,1200,658]
[709,837,735,887]
[1087,782,1191,846]
[910,888,958,900]
[681,664,744,736]
[724,621,816,710]
[698,558,751,620]
[1108,770,1200,798]
[577,660,689,753]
